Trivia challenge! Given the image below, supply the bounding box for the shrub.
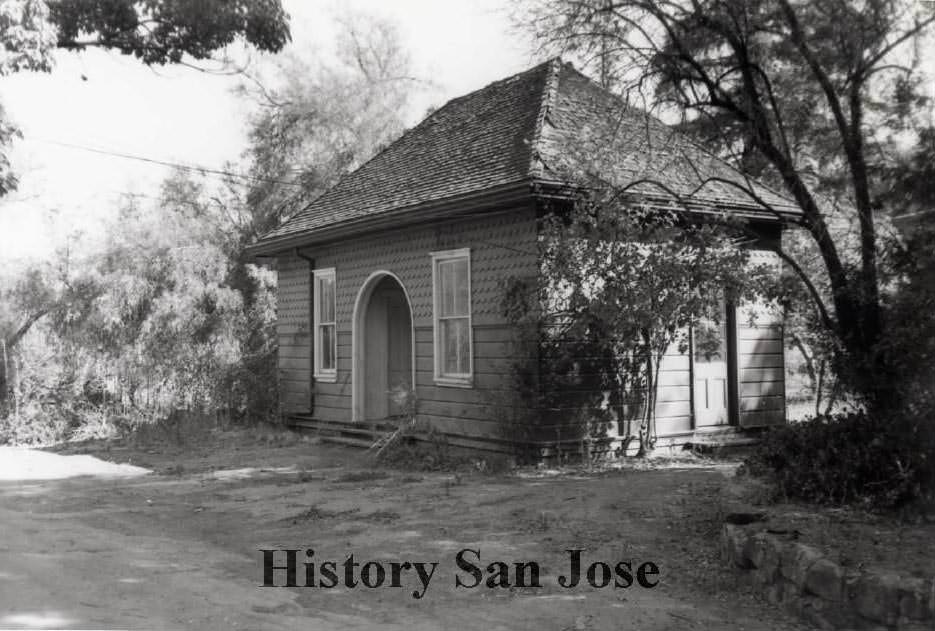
[743,411,935,509]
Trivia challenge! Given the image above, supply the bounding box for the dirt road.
[0,434,807,630]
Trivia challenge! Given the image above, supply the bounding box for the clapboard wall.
[736,249,786,427]
[652,343,694,436]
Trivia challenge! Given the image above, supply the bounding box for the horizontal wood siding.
[652,340,693,436]
[277,255,311,414]
[290,207,537,437]
[736,254,786,427]
[542,337,693,440]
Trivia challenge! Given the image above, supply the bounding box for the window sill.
[314,372,337,384]
[433,376,473,389]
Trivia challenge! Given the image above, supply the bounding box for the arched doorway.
[351,272,415,422]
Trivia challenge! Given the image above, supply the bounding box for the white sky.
[0,0,535,264]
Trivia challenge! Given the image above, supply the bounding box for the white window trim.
[312,267,337,383]
[431,248,473,387]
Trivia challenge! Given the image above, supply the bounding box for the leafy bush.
[743,411,935,509]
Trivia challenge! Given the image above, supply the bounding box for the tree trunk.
[815,359,825,417]
[636,333,654,456]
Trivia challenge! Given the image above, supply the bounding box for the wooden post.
[1,338,7,408]
[13,354,19,418]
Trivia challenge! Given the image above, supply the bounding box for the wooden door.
[364,291,388,420]
[363,278,413,421]
[386,292,412,417]
[693,308,729,427]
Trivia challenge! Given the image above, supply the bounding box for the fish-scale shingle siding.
[301,207,538,438]
[276,255,312,414]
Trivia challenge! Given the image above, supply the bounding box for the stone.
[775,578,801,604]
[896,618,934,631]
[747,532,783,584]
[723,524,753,569]
[804,557,845,602]
[779,541,824,590]
[765,580,784,605]
[849,573,902,625]
[747,532,781,570]
[799,595,840,631]
[720,524,735,561]
[717,523,932,631]
[898,577,934,621]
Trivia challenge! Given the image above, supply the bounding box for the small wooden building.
[248,59,799,455]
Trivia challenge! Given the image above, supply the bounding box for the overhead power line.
[24,137,303,188]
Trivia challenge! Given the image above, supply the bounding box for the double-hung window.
[313,268,337,382]
[431,249,472,386]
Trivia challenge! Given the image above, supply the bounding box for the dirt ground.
[0,428,813,630]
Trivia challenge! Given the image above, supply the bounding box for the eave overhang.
[247,177,802,259]
[246,180,537,257]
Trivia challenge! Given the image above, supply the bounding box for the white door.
[693,306,729,427]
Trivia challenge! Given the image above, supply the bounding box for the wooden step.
[287,415,403,450]
[692,425,743,436]
[292,421,377,438]
[688,427,760,447]
[317,434,376,449]
[691,436,759,446]
[289,416,397,433]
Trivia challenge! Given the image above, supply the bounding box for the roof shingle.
[258,59,797,246]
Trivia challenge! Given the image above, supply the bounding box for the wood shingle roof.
[255,59,798,251]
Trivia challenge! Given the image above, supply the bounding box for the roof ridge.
[528,57,563,179]
[421,56,557,115]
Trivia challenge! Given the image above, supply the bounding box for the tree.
[231,10,417,239]
[0,0,291,366]
[503,191,772,456]
[1,180,266,436]
[3,0,289,73]
[0,9,423,441]
[0,0,56,75]
[0,245,102,412]
[215,11,420,422]
[0,0,291,194]
[208,11,419,372]
[518,0,935,407]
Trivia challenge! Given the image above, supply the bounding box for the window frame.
[430,248,473,387]
[312,267,337,382]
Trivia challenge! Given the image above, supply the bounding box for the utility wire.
[23,137,303,188]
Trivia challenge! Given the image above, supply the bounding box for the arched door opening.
[352,273,415,422]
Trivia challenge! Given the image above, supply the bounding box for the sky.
[0,0,535,263]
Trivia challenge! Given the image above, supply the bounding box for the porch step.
[291,419,378,438]
[315,434,376,449]
[687,426,761,448]
[287,415,401,448]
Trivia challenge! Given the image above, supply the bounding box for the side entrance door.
[693,303,730,427]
